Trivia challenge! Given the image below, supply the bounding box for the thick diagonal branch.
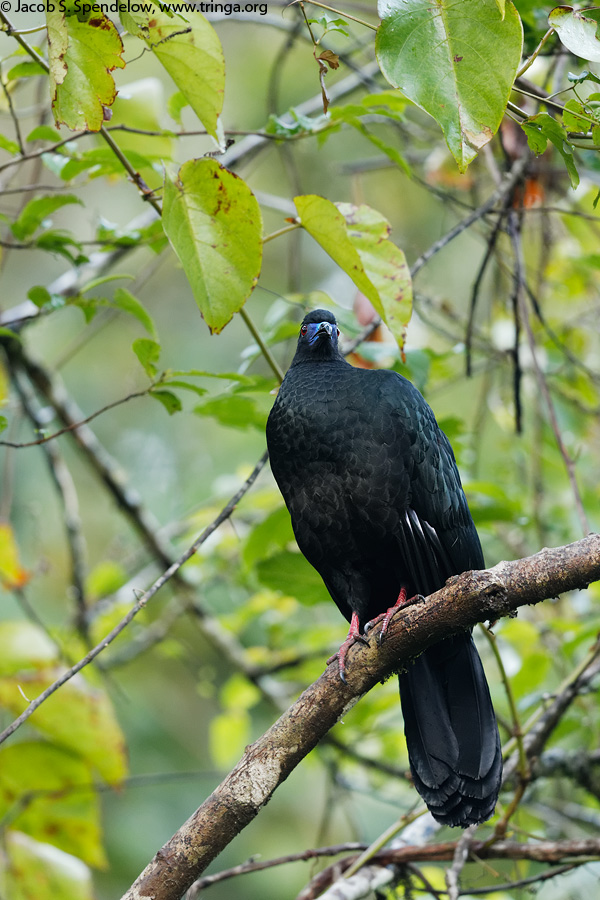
[121,534,600,900]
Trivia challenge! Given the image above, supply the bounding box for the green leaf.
[521,113,579,188]
[6,61,47,80]
[550,6,600,63]
[149,389,182,415]
[329,109,409,172]
[35,230,88,265]
[265,110,329,137]
[0,134,20,155]
[2,831,93,900]
[121,3,224,139]
[163,159,263,333]
[307,15,350,36]
[0,327,22,344]
[563,98,591,131]
[132,338,161,378]
[256,551,331,606]
[220,673,261,711]
[0,743,104,867]
[27,286,52,308]
[521,120,548,154]
[107,78,173,183]
[58,147,155,182]
[193,393,268,429]
[47,10,125,131]
[376,0,523,170]
[567,68,600,86]
[11,195,82,241]
[0,672,127,784]
[243,505,295,569]
[209,709,250,767]
[160,379,207,397]
[294,195,412,350]
[167,90,190,125]
[26,125,62,142]
[113,288,156,337]
[85,560,127,600]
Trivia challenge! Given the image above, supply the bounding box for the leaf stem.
[238,307,285,383]
[263,222,300,243]
[481,624,529,781]
[516,28,554,79]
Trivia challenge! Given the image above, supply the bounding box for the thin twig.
[0,451,269,749]
[515,273,590,536]
[12,371,89,635]
[0,386,151,448]
[185,843,368,897]
[410,156,528,279]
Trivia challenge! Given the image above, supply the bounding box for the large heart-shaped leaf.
[376,0,523,170]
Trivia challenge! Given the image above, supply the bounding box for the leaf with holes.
[47,11,125,131]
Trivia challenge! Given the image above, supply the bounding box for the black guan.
[266,309,502,827]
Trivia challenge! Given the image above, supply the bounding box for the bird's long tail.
[398,631,502,827]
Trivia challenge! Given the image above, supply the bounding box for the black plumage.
[266,309,502,827]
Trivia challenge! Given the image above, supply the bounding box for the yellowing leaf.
[294,195,412,350]
[0,743,105,867]
[0,523,29,590]
[0,623,57,676]
[47,11,125,131]
[163,159,262,333]
[2,831,93,900]
[121,3,224,139]
[0,672,127,785]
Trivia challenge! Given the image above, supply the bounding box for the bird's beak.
[316,322,333,337]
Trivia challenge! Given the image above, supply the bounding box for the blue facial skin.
[307,321,337,346]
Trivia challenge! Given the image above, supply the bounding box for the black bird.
[266,309,502,827]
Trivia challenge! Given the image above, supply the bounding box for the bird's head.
[292,309,342,364]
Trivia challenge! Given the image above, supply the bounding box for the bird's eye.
[337,328,340,337]
[300,324,308,335]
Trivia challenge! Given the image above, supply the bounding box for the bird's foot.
[327,611,369,684]
[366,587,424,645]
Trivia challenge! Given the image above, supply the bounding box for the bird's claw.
[327,613,369,683]
[365,589,425,645]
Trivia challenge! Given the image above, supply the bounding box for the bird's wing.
[377,371,484,592]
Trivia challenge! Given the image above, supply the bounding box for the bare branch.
[121,534,600,900]
[299,839,600,899]
[185,843,368,898]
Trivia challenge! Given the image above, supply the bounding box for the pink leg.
[327,611,369,684]
[366,587,422,644]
